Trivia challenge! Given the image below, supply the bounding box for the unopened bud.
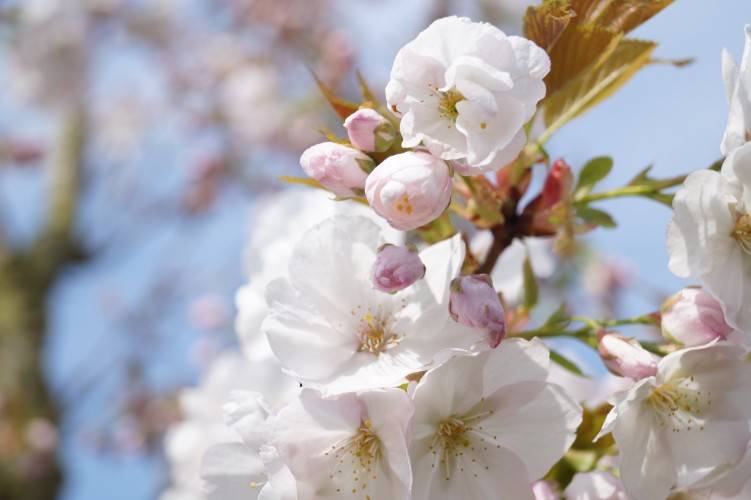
[541,159,573,209]
[300,142,375,198]
[661,287,732,347]
[371,244,426,293]
[598,332,659,380]
[365,151,452,230]
[343,108,396,152]
[449,275,506,348]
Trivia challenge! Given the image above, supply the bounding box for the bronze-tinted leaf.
[523,1,576,52]
[545,24,622,95]
[310,70,359,120]
[571,0,674,34]
[543,39,657,133]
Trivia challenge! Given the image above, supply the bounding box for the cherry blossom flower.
[386,16,549,173]
[596,344,751,499]
[667,143,751,334]
[268,387,414,499]
[236,190,402,361]
[162,353,297,500]
[409,338,582,500]
[721,25,751,156]
[263,215,486,394]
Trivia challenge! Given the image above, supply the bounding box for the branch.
[29,107,86,282]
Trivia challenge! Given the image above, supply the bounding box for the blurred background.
[0,0,747,499]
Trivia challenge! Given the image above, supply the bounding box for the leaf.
[523,1,576,52]
[550,349,586,376]
[545,25,623,96]
[576,206,617,228]
[571,0,674,34]
[310,70,359,120]
[356,70,379,105]
[522,251,539,310]
[543,39,657,134]
[541,304,571,333]
[575,156,613,194]
[279,175,325,189]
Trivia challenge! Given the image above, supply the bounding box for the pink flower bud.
[371,244,426,293]
[343,108,396,152]
[300,142,375,198]
[597,332,659,380]
[449,274,506,348]
[541,159,573,209]
[661,287,732,347]
[532,480,559,500]
[365,151,452,230]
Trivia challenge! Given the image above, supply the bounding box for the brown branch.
[475,224,515,275]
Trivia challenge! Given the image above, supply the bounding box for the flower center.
[647,378,712,432]
[324,420,381,495]
[437,87,464,122]
[731,213,751,255]
[357,312,399,354]
[429,403,497,481]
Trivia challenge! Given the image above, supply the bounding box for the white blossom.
[236,190,402,361]
[263,215,486,394]
[667,143,751,334]
[596,344,751,499]
[386,16,549,174]
[268,387,414,499]
[721,25,751,156]
[410,338,582,500]
[162,353,297,500]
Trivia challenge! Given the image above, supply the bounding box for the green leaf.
[542,39,657,137]
[522,251,539,310]
[576,206,617,228]
[543,304,571,331]
[575,156,613,195]
[550,349,586,376]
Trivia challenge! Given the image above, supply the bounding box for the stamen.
[437,87,464,122]
[324,420,382,494]
[732,214,751,255]
[647,378,711,432]
[357,309,400,354]
[430,400,496,481]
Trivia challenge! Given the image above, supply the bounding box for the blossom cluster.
[160,14,751,500]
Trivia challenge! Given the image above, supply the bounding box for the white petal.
[475,380,582,479]
[412,352,487,436]
[482,337,550,393]
[614,402,675,500]
[202,443,265,500]
[264,278,357,381]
